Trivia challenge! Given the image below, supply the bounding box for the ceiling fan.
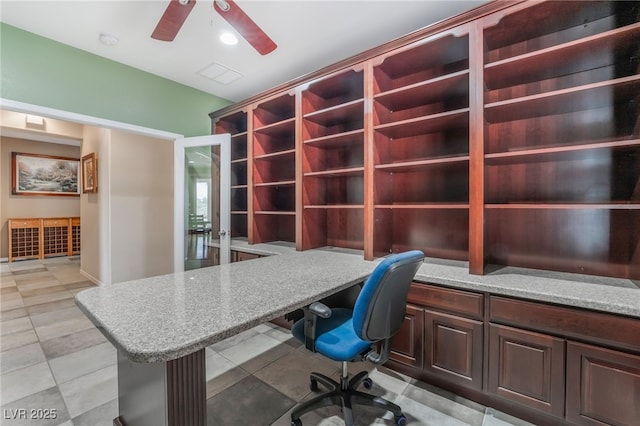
[151,0,277,55]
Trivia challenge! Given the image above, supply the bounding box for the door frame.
[1,98,182,283]
[174,134,232,272]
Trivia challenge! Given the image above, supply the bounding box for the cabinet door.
[424,309,483,390]
[566,341,640,426]
[389,305,424,368]
[488,324,565,417]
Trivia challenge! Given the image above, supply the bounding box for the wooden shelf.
[231,211,248,215]
[303,99,364,124]
[374,109,469,139]
[253,94,295,128]
[375,156,469,172]
[485,139,640,164]
[485,22,640,90]
[375,70,469,112]
[254,180,295,187]
[483,1,634,56]
[304,167,364,178]
[304,129,364,148]
[375,203,469,209]
[485,75,640,123]
[303,69,364,113]
[486,203,640,210]
[374,33,469,92]
[305,205,364,209]
[254,211,296,215]
[253,117,295,135]
[253,148,295,161]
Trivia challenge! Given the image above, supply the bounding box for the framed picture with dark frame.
[82,153,98,193]
[11,152,80,196]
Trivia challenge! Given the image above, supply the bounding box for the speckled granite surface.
[412,258,640,318]
[76,243,639,364]
[75,249,375,363]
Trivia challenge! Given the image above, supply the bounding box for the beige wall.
[80,126,110,283]
[0,137,80,258]
[109,130,173,283]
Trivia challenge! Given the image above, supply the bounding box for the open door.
[174,134,231,272]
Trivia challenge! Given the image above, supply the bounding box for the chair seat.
[292,308,372,362]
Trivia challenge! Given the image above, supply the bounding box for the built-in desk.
[75,248,375,425]
[76,245,640,426]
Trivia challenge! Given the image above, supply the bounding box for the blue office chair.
[290,250,425,426]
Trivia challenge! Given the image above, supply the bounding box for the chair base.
[290,368,406,426]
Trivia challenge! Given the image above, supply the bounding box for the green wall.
[0,23,230,136]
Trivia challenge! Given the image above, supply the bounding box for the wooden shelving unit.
[301,69,365,250]
[8,217,80,262]
[372,32,471,260]
[210,0,639,280]
[481,0,640,279]
[252,93,297,243]
[214,110,249,238]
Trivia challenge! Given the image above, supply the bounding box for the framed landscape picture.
[82,153,98,193]
[11,152,80,196]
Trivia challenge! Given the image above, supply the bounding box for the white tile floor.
[1,257,533,426]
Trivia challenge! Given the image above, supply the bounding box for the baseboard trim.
[80,269,104,286]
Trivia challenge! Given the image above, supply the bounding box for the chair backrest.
[352,250,425,342]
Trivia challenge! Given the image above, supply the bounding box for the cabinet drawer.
[566,341,640,426]
[490,296,640,353]
[409,282,483,320]
[43,218,70,227]
[9,219,41,228]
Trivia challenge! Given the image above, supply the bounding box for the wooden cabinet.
[8,218,41,262]
[389,283,484,391]
[251,93,297,244]
[231,250,262,263]
[489,296,640,424]
[389,304,424,369]
[426,309,483,391]
[301,69,365,251]
[214,110,249,239]
[8,217,80,262]
[372,30,471,261]
[385,284,640,425]
[210,0,640,280]
[480,0,640,279]
[488,324,565,417]
[566,341,640,426]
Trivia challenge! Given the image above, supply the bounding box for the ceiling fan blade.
[214,0,277,55]
[151,0,197,41]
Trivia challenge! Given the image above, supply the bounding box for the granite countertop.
[75,249,375,363]
[222,241,640,318]
[76,243,640,364]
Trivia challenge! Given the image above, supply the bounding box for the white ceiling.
[1,0,487,102]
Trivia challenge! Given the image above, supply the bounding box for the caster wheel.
[291,419,302,426]
[309,378,318,391]
[362,377,373,389]
[395,414,407,426]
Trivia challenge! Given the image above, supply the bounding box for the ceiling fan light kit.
[152,0,277,55]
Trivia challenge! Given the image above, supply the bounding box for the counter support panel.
[115,349,206,426]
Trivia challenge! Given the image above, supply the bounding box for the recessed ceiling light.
[219,32,238,46]
[99,33,119,46]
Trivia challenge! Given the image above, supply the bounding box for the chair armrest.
[302,302,332,352]
[309,302,331,318]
